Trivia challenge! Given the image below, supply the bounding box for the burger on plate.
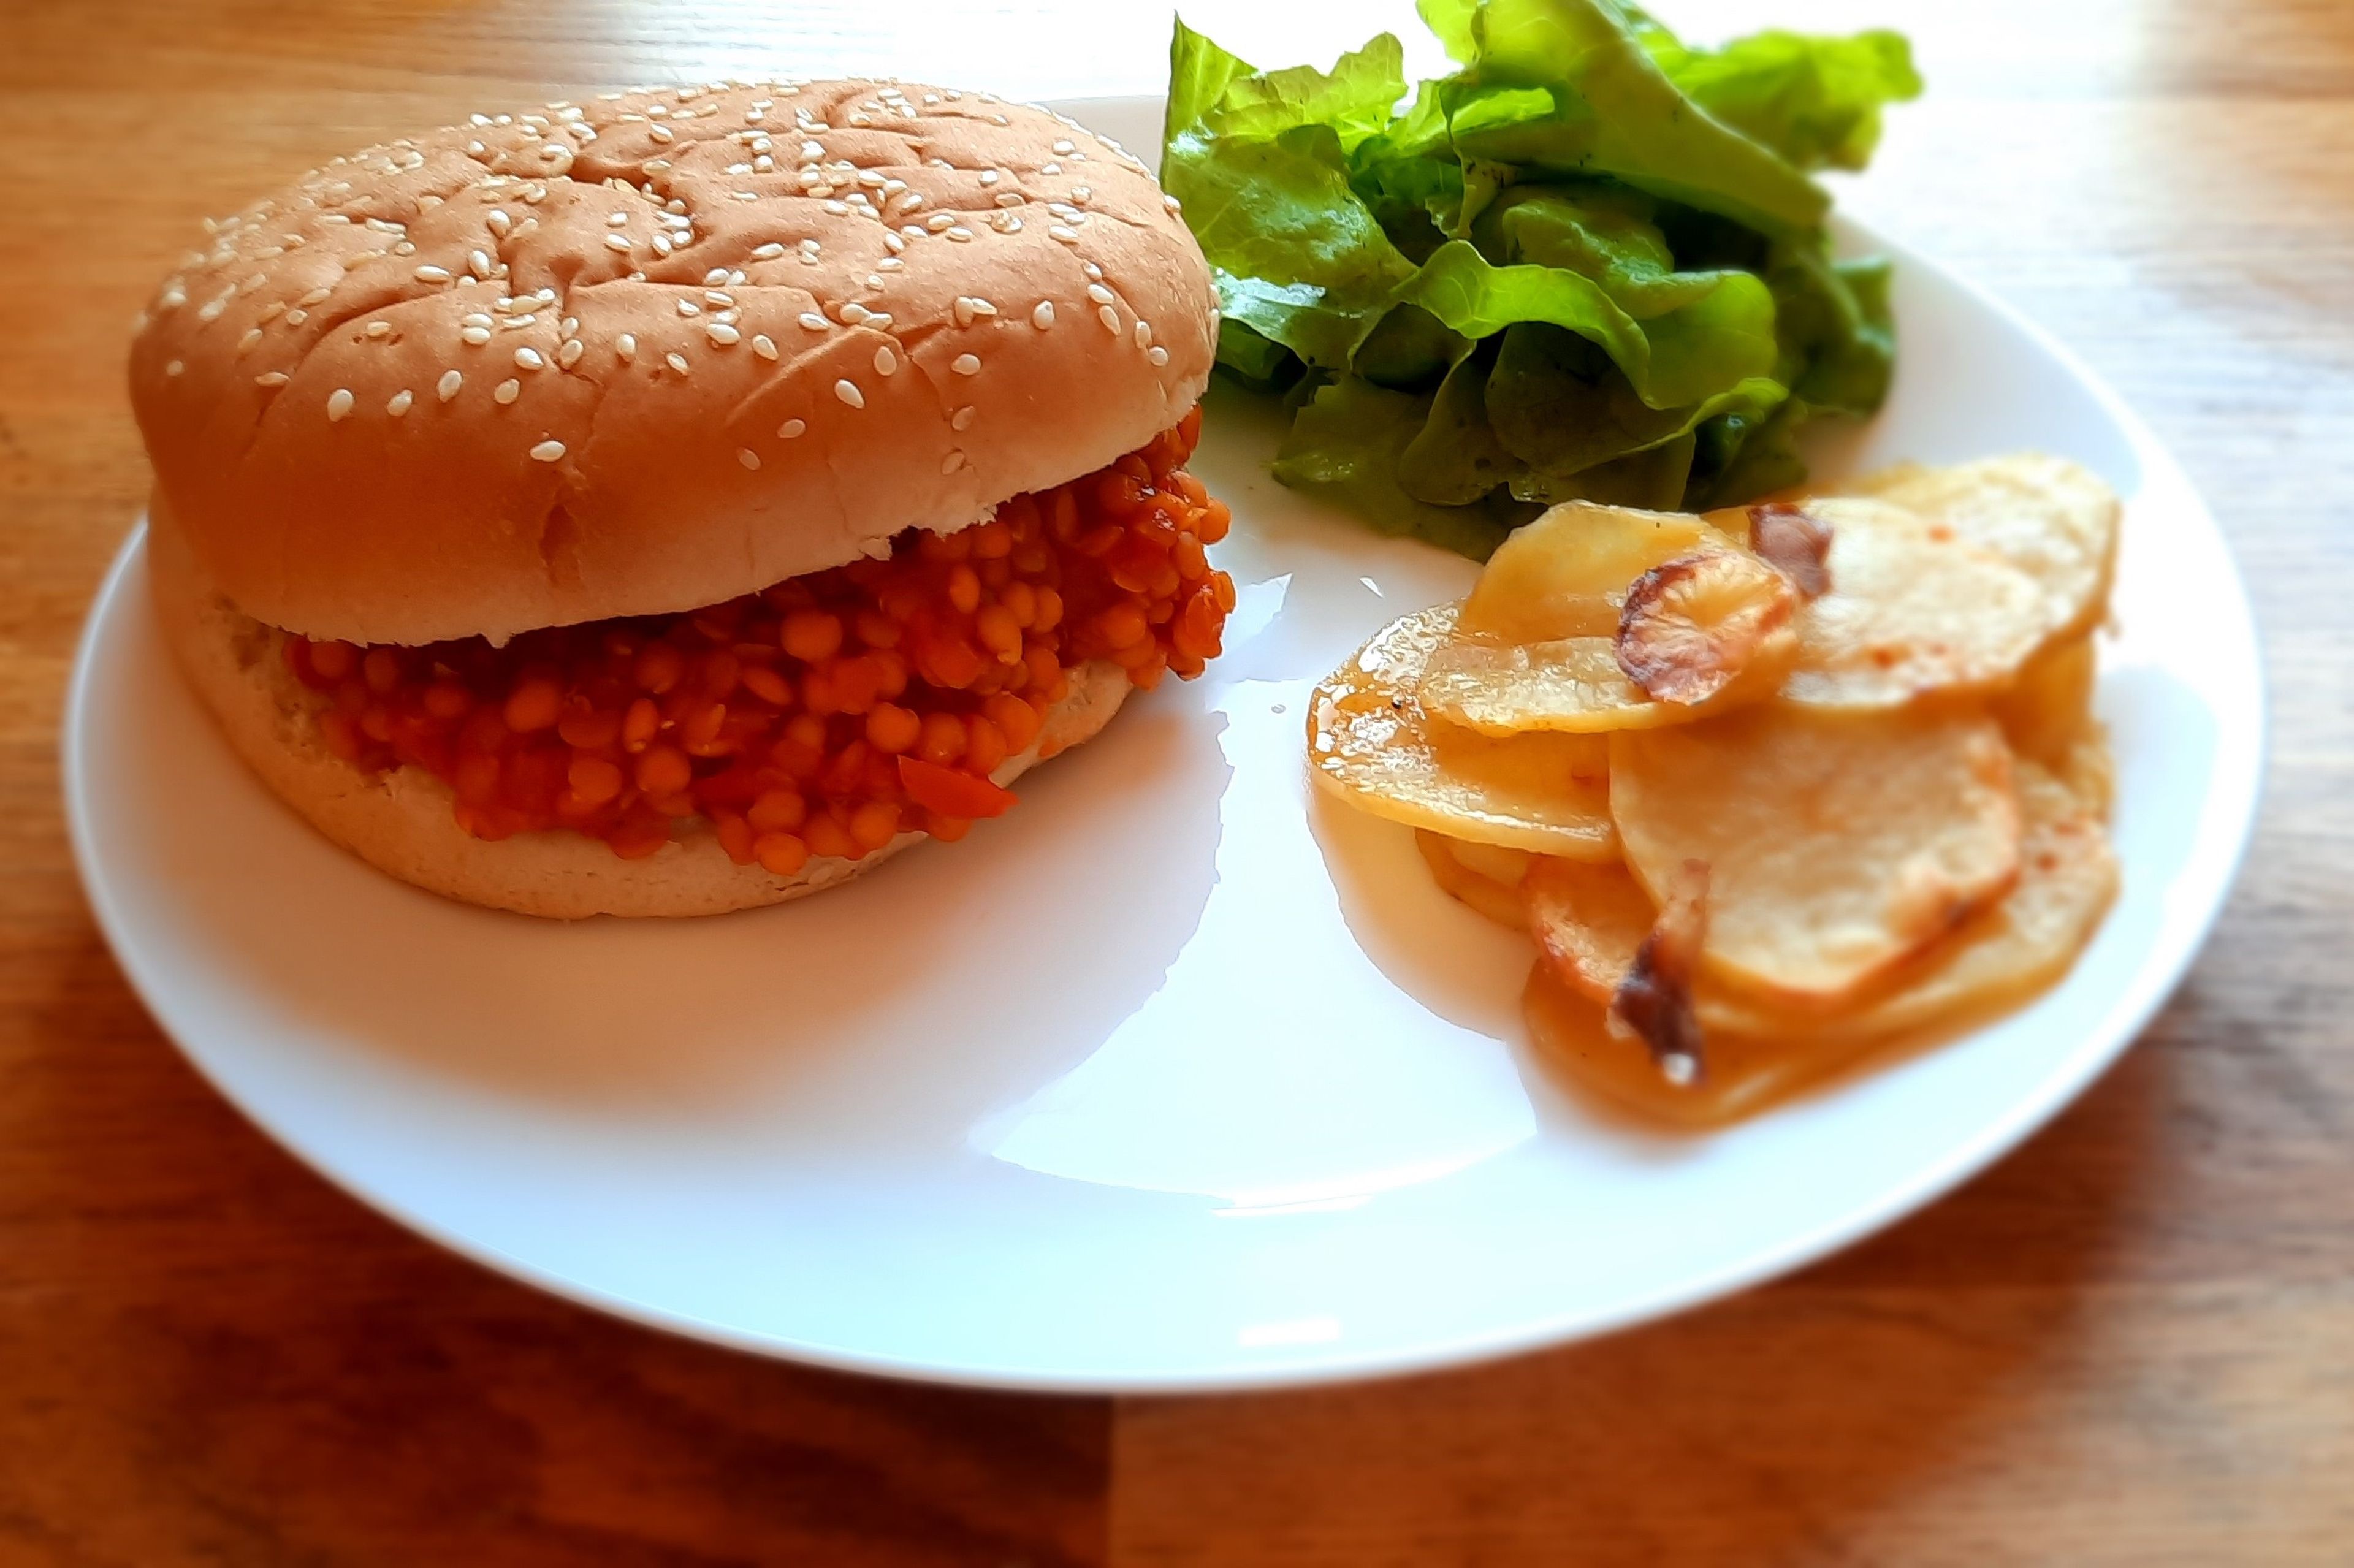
[128,80,1232,918]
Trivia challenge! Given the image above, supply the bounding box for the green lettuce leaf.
[1414,0,1827,237]
[1273,378,1532,558]
[1651,28,1921,172]
[1385,237,1778,409]
[1165,2,1913,557]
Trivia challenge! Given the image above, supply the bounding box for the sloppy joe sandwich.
[129,80,1232,918]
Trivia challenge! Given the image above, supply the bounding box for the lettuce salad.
[1162,0,1920,557]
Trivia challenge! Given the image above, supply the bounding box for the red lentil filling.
[284,411,1232,872]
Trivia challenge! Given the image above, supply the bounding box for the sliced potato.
[1309,606,1620,859]
[1990,633,2097,771]
[2055,732,2116,821]
[1606,859,1711,1084]
[1793,761,2119,1041]
[1526,764,2115,1046]
[1522,965,1822,1128]
[1617,549,1800,705]
[1420,636,1669,735]
[1523,854,1804,1038]
[1415,831,1528,931]
[1449,837,1536,888]
[1856,454,2121,642]
[1458,501,1734,644]
[1745,504,1833,598]
[1780,497,2051,709]
[1609,704,2023,1006]
[1423,550,1796,736]
[1524,854,1659,1007]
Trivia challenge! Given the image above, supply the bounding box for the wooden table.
[4,1,2350,1561]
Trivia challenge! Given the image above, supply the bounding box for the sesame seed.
[617,333,638,363]
[874,344,898,375]
[1049,226,1080,244]
[1133,320,1152,348]
[1040,163,1061,178]
[839,302,870,324]
[494,378,520,403]
[514,346,546,370]
[834,378,864,408]
[1082,262,1104,281]
[951,405,975,431]
[676,299,702,316]
[1031,300,1056,330]
[707,322,741,346]
[1053,139,1076,154]
[752,242,785,259]
[945,227,972,242]
[530,439,566,462]
[604,234,633,253]
[799,313,828,331]
[559,338,584,368]
[777,418,806,438]
[951,353,981,375]
[980,169,1000,186]
[1163,193,1183,212]
[994,192,1025,209]
[1087,283,1114,305]
[941,450,964,473]
[738,447,761,470]
[752,333,778,360]
[468,249,494,278]
[387,389,414,416]
[648,125,673,143]
[237,328,262,355]
[882,232,906,254]
[438,370,463,400]
[1098,304,1121,333]
[255,371,289,387]
[326,388,354,420]
[298,286,332,307]
[164,360,185,378]
[1147,346,1169,366]
[666,352,690,375]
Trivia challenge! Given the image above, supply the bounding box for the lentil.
[284,412,1228,862]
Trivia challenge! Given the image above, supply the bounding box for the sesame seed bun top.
[128,79,1217,647]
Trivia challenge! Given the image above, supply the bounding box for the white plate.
[66,98,2261,1393]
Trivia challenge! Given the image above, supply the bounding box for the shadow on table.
[1112,999,2192,1564]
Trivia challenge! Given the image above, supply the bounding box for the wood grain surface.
[4,1,2351,1562]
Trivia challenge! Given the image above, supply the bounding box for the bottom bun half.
[148,515,1132,919]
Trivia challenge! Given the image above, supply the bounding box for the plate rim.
[64,132,2266,1395]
